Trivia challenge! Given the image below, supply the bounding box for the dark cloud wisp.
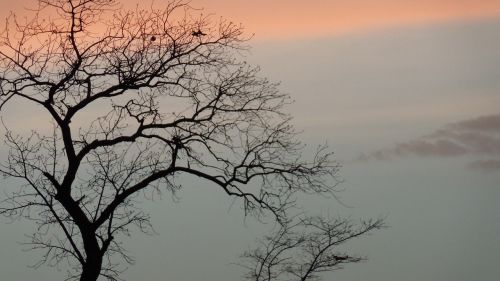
[358,114,500,172]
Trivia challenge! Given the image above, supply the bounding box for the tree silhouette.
[0,1,384,280]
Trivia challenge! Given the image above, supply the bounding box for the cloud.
[358,114,500,172]
[467,159,500,173]
[447,114,500,132]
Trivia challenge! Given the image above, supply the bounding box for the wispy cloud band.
[358,114,500,172]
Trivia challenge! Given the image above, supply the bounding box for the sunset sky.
[193,0,500,39]
[1,1,499,281]
[4,0,500,39]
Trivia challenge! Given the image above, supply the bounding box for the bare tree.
[240,216,385,281]
[0,1,383,280]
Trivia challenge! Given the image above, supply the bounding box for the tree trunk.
[80,231,103,281]
[80,259,102,281]
[79,252,103,281]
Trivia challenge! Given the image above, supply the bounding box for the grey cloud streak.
[467,159,500,173]
[358,114,500,172]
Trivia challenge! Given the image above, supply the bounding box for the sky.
[1,1,500,281]
[3,0,500,39]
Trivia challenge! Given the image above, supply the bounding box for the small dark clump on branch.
[192,29,207,37]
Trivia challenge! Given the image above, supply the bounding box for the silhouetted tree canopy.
[0,1,384,280]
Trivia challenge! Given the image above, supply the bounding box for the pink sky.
[191,0,500,39]
[3,0,500,39]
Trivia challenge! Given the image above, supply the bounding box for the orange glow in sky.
[191,0,500,39]
[2,0,500,40]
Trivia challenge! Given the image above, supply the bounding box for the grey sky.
[1,17,500,281]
